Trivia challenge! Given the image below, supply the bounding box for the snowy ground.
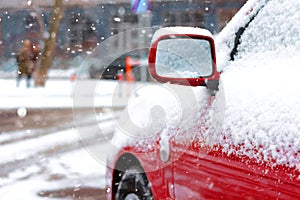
[0,78,125,199]
[0,119,113,200]
[0,79,119,109]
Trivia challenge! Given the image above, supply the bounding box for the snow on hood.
[212,0,300,168]
[206,50,300,168]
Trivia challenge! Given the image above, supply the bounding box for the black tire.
[115,166,153,200]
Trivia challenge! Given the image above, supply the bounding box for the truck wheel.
[115,166,153,200]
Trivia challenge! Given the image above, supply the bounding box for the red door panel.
[172,139,300,199]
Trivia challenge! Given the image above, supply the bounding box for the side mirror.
[148,27,220,91]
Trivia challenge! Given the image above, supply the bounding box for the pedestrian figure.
[16,40,34,88]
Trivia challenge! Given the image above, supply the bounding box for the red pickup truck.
[106,0,300,199]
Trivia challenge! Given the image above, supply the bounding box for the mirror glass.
[155,37,213,78]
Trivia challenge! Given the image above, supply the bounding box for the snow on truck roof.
[151,27,213,44]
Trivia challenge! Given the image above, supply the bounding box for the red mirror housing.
[148,27,220,91]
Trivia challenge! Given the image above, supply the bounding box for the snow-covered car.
[106,0,300,199]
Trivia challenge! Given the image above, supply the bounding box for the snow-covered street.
[0,79,123,199]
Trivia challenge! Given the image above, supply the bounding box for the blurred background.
[0,0,246,81]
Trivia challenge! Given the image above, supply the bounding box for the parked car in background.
[89,49,149,80]
[106,0,300,199]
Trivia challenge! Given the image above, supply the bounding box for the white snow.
[215,0,270,71]
[110,83,210,159]
[0,79,121,109]
[212,0,300,168]
[0,148,106,200]
[151,26,213,44]
[207,51,300,167]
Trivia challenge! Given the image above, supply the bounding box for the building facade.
[0,0,246,61]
